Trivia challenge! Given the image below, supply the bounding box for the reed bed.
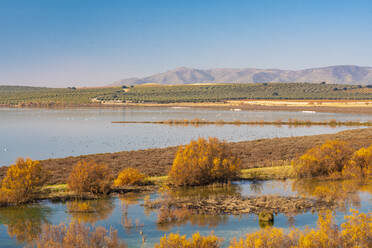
[112,118,372,127]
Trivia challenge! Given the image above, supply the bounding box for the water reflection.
[0,179,370,248]
[66,198,114,223]
[292,179,372,210]
[143,179,371,231]
[164,183,241,200]
[0,205,51,243]
[157,211,229,231]
[249,180,264,194]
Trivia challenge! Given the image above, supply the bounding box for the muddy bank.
[145,195,338,216]
[1,128,372,185]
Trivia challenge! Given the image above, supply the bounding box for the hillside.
[113,65,372,86]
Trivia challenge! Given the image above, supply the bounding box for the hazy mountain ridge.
[113,65,372,86]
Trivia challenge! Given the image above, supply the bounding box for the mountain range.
[113,65,372,86]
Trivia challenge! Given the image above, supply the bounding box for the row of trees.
[0,159,148,206]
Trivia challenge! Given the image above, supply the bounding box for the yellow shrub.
[340,209,372,247]
[168,137,241,186]
[229,210,371,248]
[0,158,45,205]
[155,232,222,248]
[67,160,113,195]
[153,210,371,248]
[230,227,299,248]
[297,211,339,248]
[114,168,146,186]
[343,144,372,178]
[292,140,352,178]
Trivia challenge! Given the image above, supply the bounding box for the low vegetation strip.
[112,118,372,127]
[2,83,372,108]
[99,83,372,102]
[1,128,372,185]
[0,85,121,106]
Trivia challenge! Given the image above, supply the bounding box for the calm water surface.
[1,107,370,166]
[0,179,370,247]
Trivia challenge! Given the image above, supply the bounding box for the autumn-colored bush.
[292,140,353,178]
[229,210,371,248]
[230,210,372,248]
[67,160,113,195]
[153,210,371,248]
[33,221,127,248]
[0,158,45,205]
[340,209,372,247]
[155,232,222,248]
[168,137,241,186]
[343,144,372,178]
[114,168,146,186]
[230,226,298,248]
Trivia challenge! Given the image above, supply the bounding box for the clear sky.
[1,0,372,86]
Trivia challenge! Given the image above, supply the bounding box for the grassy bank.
[37,166,294,199]
[1,128,372,185]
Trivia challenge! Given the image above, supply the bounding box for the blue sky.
[1,0,372,86]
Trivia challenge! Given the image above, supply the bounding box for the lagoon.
[1,107,371,166]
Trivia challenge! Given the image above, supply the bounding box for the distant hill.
[113,65,372,86]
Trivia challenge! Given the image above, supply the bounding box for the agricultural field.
[103,83,372,103]
[0,85,121,106]
[2,83,372,107]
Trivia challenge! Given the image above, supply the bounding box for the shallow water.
[0,107,370,166]
[0,179,370,247]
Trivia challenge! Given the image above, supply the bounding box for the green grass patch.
[147,176,168,184]
[42,184,68,192]
[241,166,294,180]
